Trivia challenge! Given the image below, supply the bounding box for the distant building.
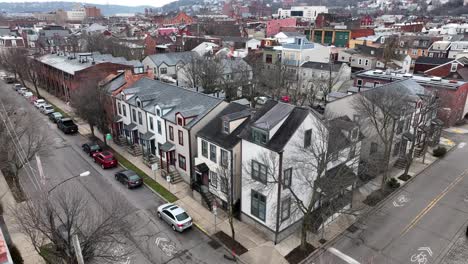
[266,18,296,37]
[85,5,102,18]
[276,6,328,21]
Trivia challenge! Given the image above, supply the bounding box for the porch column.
[166,152,170,173]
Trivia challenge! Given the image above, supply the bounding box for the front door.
[169,151,176,165]
[150,139,156,155]
[132,130,139,144]
[202,171,209,186]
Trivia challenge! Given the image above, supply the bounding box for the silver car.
[40,104,54,115]
[157,203,192,232]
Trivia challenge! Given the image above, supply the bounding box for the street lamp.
[47,171,90,194]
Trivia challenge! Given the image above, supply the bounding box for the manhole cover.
[207,239,221,249]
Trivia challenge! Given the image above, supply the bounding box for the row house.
[354,70,468,126]
[36,52,141,101]
[326,79,441,176]
[448,41,468,59]
[239,100,361,243]
[114,78,227,183]
[423,57,468,81]
[395,36,442,63]
[413,57,454,74]
[142,51,195,80]
[194,102,252,211]
[427,41,451,58]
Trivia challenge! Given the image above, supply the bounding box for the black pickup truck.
[57,118,78,134]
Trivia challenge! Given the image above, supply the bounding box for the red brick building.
[101,69,155,137]
[36,53,138,101]
[354,70,468,126]
[266,17,296,37]
[424,57,468,81]
[85,6,102,18]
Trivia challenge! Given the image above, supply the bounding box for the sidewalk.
[0,171,45,264]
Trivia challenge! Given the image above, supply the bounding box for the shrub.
[8,244,24,264]
[433,146,447,157]
[387,178,400,189]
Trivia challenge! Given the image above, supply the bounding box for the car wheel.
[127,183,131,189]
[114,175,118,181]
[172,225,176,231]
[101,164,105,169]
[157,212,161,218]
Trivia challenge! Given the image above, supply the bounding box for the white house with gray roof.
[142,51,196,80]
[239,100,361,243]
[114,78,228,183]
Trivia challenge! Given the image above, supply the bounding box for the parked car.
[48,112,63,123]
[4,76,16,83]
[34,99,46,108]
[40,104,54,115]
[17,87,28,95]
[12,83,22,91]
[92,151,118,169]
[114,170,143,189]
[82,142,102,156]
[57,118,78,134]
[29,96,38,104]
[157,203,192,232]
[23,92,34,98]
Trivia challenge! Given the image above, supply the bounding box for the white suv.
[40,104,54,115]
[34,99,46,108]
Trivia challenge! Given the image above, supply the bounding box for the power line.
[0,99,42,192]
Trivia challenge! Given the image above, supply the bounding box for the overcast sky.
[0,0,176,7]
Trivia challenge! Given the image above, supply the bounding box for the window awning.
[160,141,175,152]
[140,131,155,141]
[124,123,137,131]
[195,163,209,173]
[113,116,123,122]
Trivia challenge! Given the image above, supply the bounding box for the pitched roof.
[300,61,342,72]
[415,56,453,65]
[197,102,252,149]
[125,78,223,128]
[239,101,311,152]
[146,51,195,67]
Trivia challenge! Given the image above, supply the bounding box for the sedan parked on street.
[92,151,118,169]
[114,170,143,189]
[157,203,193,232]
[48,112,63,123]
[82,142,102,156]
[34,99,46,108]
[17,87,28,95]
[23,92,34,98]
[40,104,54,115]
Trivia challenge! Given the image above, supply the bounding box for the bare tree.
[198,56,224,94]
[0,94,49,194]
[382,36,400,68]
[216,165,238,241]
[12,189,136,264]
[403,93,439,176]
[179,54,201,90]
[352,86,412,187]
[71,78,110,143]
[244,115,362,251]
[0,48,30,85]
[258,62,295,100]
[219,61,252,102]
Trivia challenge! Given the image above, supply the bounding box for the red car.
[92,151,118,169]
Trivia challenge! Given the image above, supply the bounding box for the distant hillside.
[0,1,159,16]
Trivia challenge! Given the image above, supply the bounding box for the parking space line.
[327,247,360,264]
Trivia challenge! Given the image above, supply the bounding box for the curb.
[302,147,456,263]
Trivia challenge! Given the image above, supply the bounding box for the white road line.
[328,247,361,264]
[458,142,466,149]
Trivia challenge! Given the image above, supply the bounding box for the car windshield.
[175,212,189,221]
[129,175,140,181]
[90,145,100,150]
[45,106,53,110]
[62,120,75,126]
[54,113,62,117]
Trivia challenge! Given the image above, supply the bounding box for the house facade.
[194,103,251,211]
[281,36,330,66]
[239,101,360,243]
[114,78,227,183]
[142,51,195,79]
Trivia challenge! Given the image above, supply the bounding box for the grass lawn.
[112,152,178,203]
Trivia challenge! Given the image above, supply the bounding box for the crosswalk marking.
[328,247,361,264]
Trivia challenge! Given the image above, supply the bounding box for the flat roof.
[356,70,466,90]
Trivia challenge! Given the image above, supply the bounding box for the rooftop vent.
[431,76,442,81]
[373,69,383,74]
[403,73,413,77]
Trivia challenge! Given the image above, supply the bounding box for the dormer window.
[137,100,141,108]
[156,108,161,116]
[252,128,268,144]
[177,117,184,126]
[223,121,230,134]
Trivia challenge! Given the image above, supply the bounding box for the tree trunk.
[32,81,41,98]
[404,137,416,176]
[381,121,396,188]
[300,215,309,250]
[90,124,95,137]
[229,210,235,241]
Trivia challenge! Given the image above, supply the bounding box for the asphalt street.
[0,81,232,264]
[308,132,468,264]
